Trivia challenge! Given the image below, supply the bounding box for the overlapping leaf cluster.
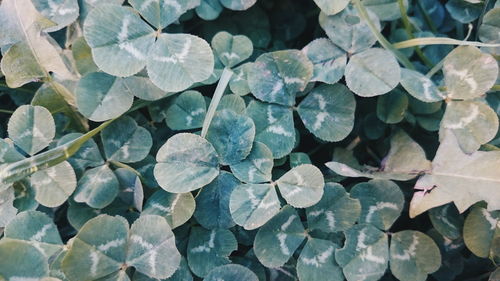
[0,0,499,280]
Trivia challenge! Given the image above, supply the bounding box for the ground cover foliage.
[0,0,499,280]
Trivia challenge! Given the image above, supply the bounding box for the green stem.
[201,67,233,138]
[0,118,116,187]
[109,160,143,180]
[352,0,415,70]
[0,109,14,114]
[425,57,445,78]
[416,0,438,34]
[397,0,434,68]
[393,37,500,49]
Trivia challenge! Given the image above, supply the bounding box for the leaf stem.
[0,109,14,114]
[109,160,143,180]
[201,67,233,138]
[352,0,415,70]
[393,37,500,49]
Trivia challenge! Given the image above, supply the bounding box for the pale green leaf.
[345,48,401,97]
[0,139,25,164]
[301,38,347,84]
[102,116,152,163]
[74,165,120,209]
[204,264,258,281]
[229,63,252,96]
[276,164,324,208]
[297,84,356,142]
[289,152,311,168]
[120,75,171,101]
[147,33,214,92]
[428,204,464,240]
[218,94,246,114]
[143,190,196,228]
[230,141,273,184]
[335,224,389,281]
[254,205,306,268]
[30,161,76,207]
[463,206,499,258]
[126,215,181,279]
[443,46,498,100]
[211,31,253,68]
[187,227,237,277]
[326,130,431,180]
[247,50,313,106]
[247,100,295,158]
[390,230,442,281]
[133,257,193,281]
[306,183,361,233]
[154,133,219,193]
[313,0,349,15]
[194,171,239,229]
[0,188,18,227]
[410,131,500,217]
[362,0,408,21]
[440,100,499,154]
[400,69,445,102]
[165,90,207,130]
[195,0,223,21]
[0,239,49,280]
[57,133,105,175]
[8,105,55,155]
[219,0,256,11]
[206,109,255,165]
[32,0,79,32]
[351,179,404,230]
[229,183,280,230]
[319,6,380,53]
[129,0,200,29]
[297,238,343,281]
[4,210,63,258]
[76,72,134,122]
[72,36,99,76]
[83,3,155,77]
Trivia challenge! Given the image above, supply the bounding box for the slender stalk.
[415,0,438,33]
[425,57,445,78]
[109,160,143,179]
[352,0,415,70]
[393,37,500,49]
[397,0,434,68]
[0,109,14,114]
[201,67,233,138]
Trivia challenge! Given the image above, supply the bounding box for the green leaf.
[74,165,120,209]
[194,171,239,229]
[390,230,441,281]
[143,190,196,229]
[30,161,76,207]
[313,0,349,15]
[276,164,324,208]
[351,179,404,230]
[32,0,79,32]
[247,50,313,106]
[83,3,155,77]
[440,100,499,154]
[306,183,361,233]
[196,0,223,21]
[345,48,401,97]
[400,69,444,102]
[0,239,49,280]
[126,215,181,279]
[76,72,134,122]
[229,183,280,230]
[230,141,273,184]
[428,204,464,240]
[62,214,181,280]
[102,116,152,163]
[319,6,380,53]
[247,100,295,158]
[301,38,347,84]
[133,256,193,281]
[289,152,311,168]
[4,210,63,258]
[297,238,343,281]
[478,8,500,49]
[147,33,214,92]
[335,224,389,281]
[211,31,253,68]
[120,75,171,101]
[463,206,499,258]
[0,0,74,87]
[204,264,258,281]
[376,89,408,124]
[165,90,207,130]
[297,84,356,142]
[0,139,25,164]
[410,131,500,217]
[187,227,237,277]
[0,188,17,227]
[219,0,257,11]
[443,46,498,100]
[57,133,105,175]
[254,205,306,268]
[229,63,252,96]
[129,0,200,29]
[445,0,483,23]
[218,94,247,113]
[362,0,407,21]
[154,133,219,193]
[206,109,255,165]
[72,36,99,76]
[8,105,55,155]
[326,130,431,180]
